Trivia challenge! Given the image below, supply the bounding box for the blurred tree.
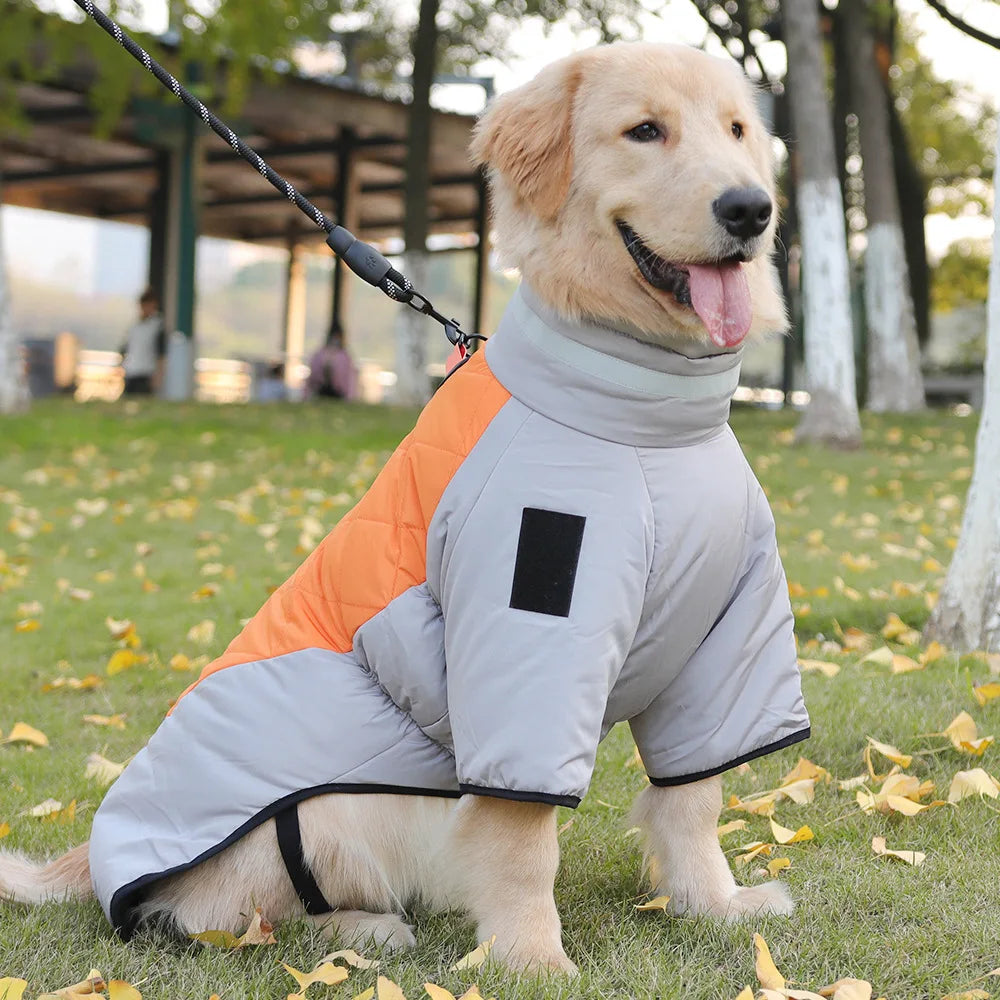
[924,118,1000,652]
[931,241,992,313]
[842,0,925,411]
[781,0,862,446]
[0,176,31,413]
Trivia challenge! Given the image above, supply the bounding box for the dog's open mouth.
[616,220,753,348]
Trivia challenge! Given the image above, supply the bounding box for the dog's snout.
[712,187,773,240]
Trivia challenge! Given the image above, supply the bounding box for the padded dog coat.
[90,284,809,935]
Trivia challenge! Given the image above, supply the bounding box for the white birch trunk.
[865,223,926,411]
[793,178,863,445]
[392,249,432,406]
[924,125,1000,652]
[0,198,31,414]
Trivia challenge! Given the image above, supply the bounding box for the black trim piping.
[275,804,334,916]
[458,784,581,809]
[647,727,811,787]
[109,782,462,939]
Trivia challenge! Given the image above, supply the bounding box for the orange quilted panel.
[175,352,510,706]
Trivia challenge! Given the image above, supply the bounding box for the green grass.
[1,399,998,1000]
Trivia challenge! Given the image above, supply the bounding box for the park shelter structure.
[1,45,488,396]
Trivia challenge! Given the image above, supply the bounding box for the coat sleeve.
[628,478,809,785]
[439,420,653,807]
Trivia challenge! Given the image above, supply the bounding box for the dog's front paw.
[721,881,794,920]
[494,940,578,976]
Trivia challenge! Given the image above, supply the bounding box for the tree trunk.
[843,0,925,412]
[782,0,862,447]
[394,0,438,407]
[923,123,1000,652]
[0,173,31,414]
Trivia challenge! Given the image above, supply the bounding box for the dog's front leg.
[631,777,793,919]
[450,796,577,975]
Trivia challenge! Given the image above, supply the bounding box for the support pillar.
[147,150,170,304]
[330,126,358,343]
[283,236,308,397]
[162,112,200,400]
[472,166,490,343]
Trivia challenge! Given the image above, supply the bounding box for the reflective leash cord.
[71,0,483,352]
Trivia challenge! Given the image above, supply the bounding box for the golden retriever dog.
[1,42,799,976]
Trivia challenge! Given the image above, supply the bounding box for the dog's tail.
[0,843,94,904]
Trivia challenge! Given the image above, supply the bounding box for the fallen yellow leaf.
[891,654,923,674]
[919,640,947,665]
[318,949,378,969]
[871,836,925,866]
[782,758,831,786]
[42,674,102,693]
[818,980,873,1000]
[766,857,792,877]
[860,647,894,668]
[352,991,376,1000]
[941,992,990,1000]
[798,658,841,678]
[717,819,748,838]
[187,619,216,644]
[83,714,127,729]
[449,936,495,971]
[0,822,10,839]
[105,617,134,640]
[973,682,1000,706]
[107,649,141,676]
[377,977,407,1000]
[0,978,28,1000]
[732,989,754,1000]
[85,753,126,785]
[1,722,49,747]
[190,908,276,948]
[281,962,348,994]
[948,768,1000,803]
[634,894,672,912]
[37,970,106,999]
[14,618,41,633]
[754,932,785,990]
[941,712,995,756]
[866,737,912,771]
[770,819,814,845]
[22,798,62,818]
[107,982,142,1000]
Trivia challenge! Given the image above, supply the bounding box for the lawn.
[1,398,998,1000]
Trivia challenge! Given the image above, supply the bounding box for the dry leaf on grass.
[973,682,1000,706]
[22,798,63,818]
[83,714,127,729]
[0,979,28,1000]
[798,658,840,678]
[85,753,126,785]
[449,936,495,971]
[782,758,831,785]
[940,989,990,999]
[860,647,894,669]
[735,842,774,864]
[940,713,995,756]
[0,821,10,838]
[424,985,493,1000]
[871,836,925,866]
[754,933,785,990]
[818,980,873,1000]
[767,857,792,877]
[634,894,671,912]
[108,982,142,1000]
[282,961,348,997]
[190,907,276,948]
[732,989,754,1000]
[42,675,102,693]
[37,969,106,1000]
[377,977,407,1000]
[770,819,814,845]
[717,819,748,838]
[351,990,375,1000]
[866,737,912,771]
[2,722,49,747]
[107,650,143,676]
[318,949,379,969]
[948,768,1000,803]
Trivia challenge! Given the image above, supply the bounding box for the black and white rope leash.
[71,0,480,351]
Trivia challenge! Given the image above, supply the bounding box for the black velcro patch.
[509,507,586,617]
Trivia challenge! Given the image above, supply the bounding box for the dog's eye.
[731,122,744,140]
[626,122,661,142]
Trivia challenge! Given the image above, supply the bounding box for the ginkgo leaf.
[187,620,216,644]
[782,758,831,786]
[860,647,894,668]
[941,991,991,1000]
[14,618,41,633]
[717,819,747,838]
[770,819,814,845]
[83,714,127,729]
[38,970,107,999]
[838,774,868,791]
[0,821,10,838]
[777,778,817,804]
[634,894,671,912]
[728,792,778,816]
[352,990,376,1000]
[891,654,923,674]
[107,650,141,676]
[754,933,785,990]
[105,617,134,640]
[767,857,792,877]
[732,989,754,1000]
[1,722,49,747]
[42,675,102,693]
[449,936,495,971]
[973,682,1000,706]
[107,982,142,1000]
[818,980,873,1000]
[318,949,379,969]
[423,987,455,1000]
[799,658,840,678]
[281,962,349,993]
[919,641,947,665]
[85,753,126,785]
[948,768,1000,803]
[191,908,276,948]
[941,713,995,756]
[867,737,912,769]
[377,976,407,1000]
[0,978,28,1000]
[871,836,925,866]
[22,798,62,818]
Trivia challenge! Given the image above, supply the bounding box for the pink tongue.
[687,262,752,347]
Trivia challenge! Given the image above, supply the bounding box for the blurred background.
[0,0,996,409]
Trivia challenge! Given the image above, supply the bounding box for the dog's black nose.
[712,187,773,240]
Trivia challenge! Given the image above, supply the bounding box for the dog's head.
[471,42,787,348]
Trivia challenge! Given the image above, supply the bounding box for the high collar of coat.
[483,284,743,448]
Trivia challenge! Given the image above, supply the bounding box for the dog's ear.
[470,55,584,221]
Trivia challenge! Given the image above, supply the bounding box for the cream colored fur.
[0,41,793,974]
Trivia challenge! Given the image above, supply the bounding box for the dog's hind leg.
[631,777,793,920]
[450,795,576,975]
